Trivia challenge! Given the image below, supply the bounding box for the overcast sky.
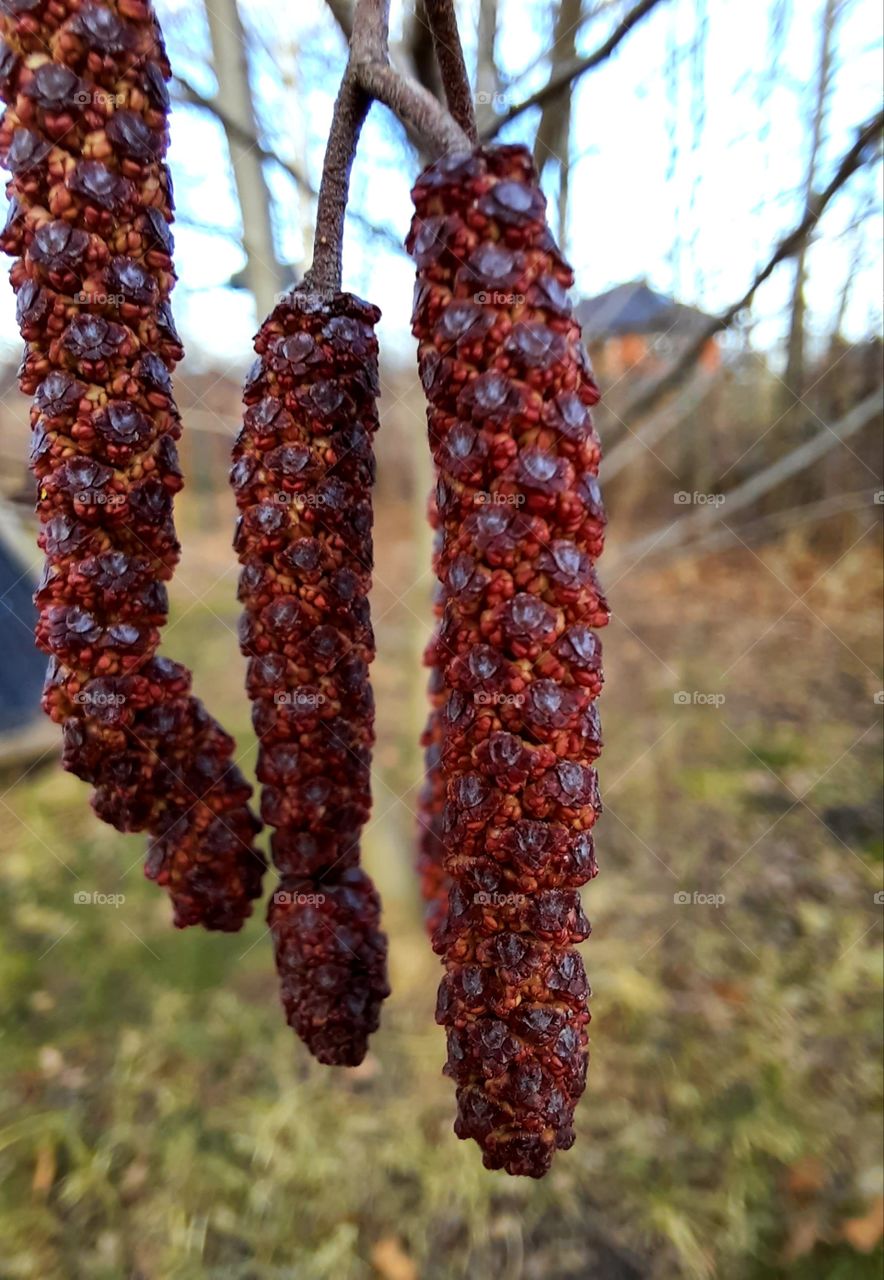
[0,0,880,369]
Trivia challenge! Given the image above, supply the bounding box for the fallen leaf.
[841,1196,884,1253]
[32,1143,56,1196]
[371,1235,418,1280]
[786,1155,826,1199]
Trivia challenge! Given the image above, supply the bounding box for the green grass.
[0,534,881,1279]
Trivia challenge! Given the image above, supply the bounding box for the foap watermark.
[74,88,125,108]
[673,690,725,708]
[874,891,884,906]
[674,890,726,908]
[474,892,528,908]
[874,691,884,705]
[674,490,726,507]
[74,689,126,709]
[74,891,126,907]
[272,889,327,907]
[474,289,526,307]
[269,492,328,508]
[74,291,125,308]
[473,491,525,506]
[873,490,884,505]
[274,288,324,307]
[475,90,511,109]
[273,690,326,709]
[475,690,524,707]
[75,490,126,507]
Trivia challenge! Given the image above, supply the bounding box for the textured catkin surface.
[408,144,608,1177]
[0,1,265,931]
[232,290,389,1066]
[416,512,452,938]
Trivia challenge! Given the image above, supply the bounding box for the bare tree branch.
[423,0,479,143]
[171,72,404,255]
[619,110,884,427]
[602,371,717,480]
[483,0,668,138]
[616,386,883,563]
[349,0,470,156]
[303,69,370,295]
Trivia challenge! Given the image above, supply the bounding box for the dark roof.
[575,281,716,341]
[0,527,45,733]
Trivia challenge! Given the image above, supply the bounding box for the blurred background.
[0,1,882,1276]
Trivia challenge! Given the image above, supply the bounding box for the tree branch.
[302,70,370,295]
[619,110,884,427]
[616,386,883,563]
[423,0,478,144]
[349,0,469,156]
[483,0,668,139]
[172,72,403,256]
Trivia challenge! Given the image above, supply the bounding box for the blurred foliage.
[0,489,881,1279]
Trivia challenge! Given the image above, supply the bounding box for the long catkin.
[0,0,265,930]
[408,145,607,1176]
[232,289,389,1065]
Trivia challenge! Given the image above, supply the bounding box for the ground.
[0,482,881,1280]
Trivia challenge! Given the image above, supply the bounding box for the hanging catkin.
[232,289,389,1066]
[408,145,607,1176]
[0,0,265,930]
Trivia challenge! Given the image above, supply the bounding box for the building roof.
[575,281,717,341]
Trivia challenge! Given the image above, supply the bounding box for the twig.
[357,60,469,154]
[302,0,469,292]
[422,0,478,144]
[619,110,884,427]
[615,386,883,563]
[349,0,469,156]
[483,0,667,138]
[661,490,879,562]
[172,73,403,256]
[303,70,370,295]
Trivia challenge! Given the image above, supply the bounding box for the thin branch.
[349,0,469,156]
[483,0,667,139]
[303,70,370,294]
[423,0,478,144]
[602,370,717,481]
[357,60,469,153]
[619,110,884,427]
[171,73,403,256]
[661,490,878,562]
[616,386,883,563]
[302,0,469,293]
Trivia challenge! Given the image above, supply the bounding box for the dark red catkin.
[417,622,451,938]
[232,289,390,1066]
[407,145,608,1177]
[0,0,265,930]
[416,510,451,938]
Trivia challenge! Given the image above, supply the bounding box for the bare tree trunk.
[533,0,583,250]
[204,0,286,318]
[476,0,499,98]
[781,0,838,424]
